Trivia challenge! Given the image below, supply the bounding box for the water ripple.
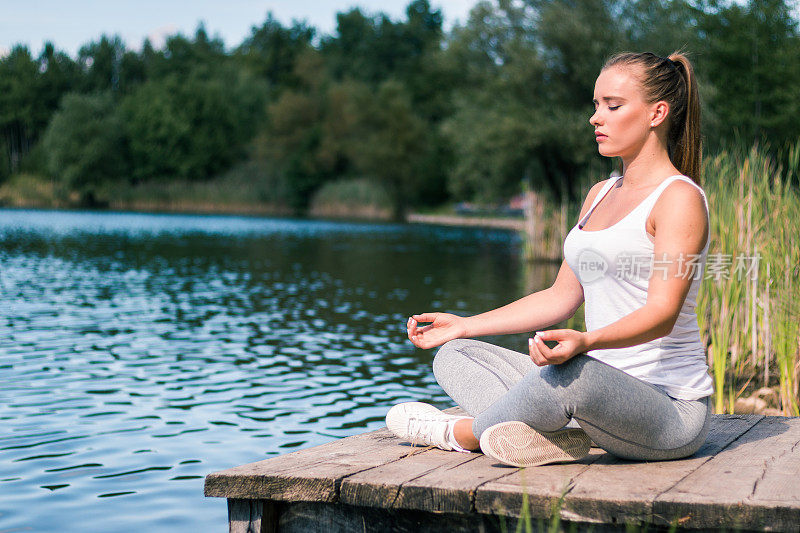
[0,208,545,533]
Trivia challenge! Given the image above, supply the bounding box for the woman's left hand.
[528,329,588,366]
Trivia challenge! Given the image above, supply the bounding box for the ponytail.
[604,51,702,183]
[667,53,701,183]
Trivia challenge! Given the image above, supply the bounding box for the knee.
[432,339,472,380]
[537,356,598,405]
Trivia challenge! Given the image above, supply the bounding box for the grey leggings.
[433,339,711,461]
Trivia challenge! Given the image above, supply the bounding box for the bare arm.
[460,261,584,337]
[530,181,709,364]
[408,180,609,349]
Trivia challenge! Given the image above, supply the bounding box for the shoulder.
[657,178,708,214]
[578,178,614,219]
[652,177,709,244]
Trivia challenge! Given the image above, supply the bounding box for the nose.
[590,108,602,127]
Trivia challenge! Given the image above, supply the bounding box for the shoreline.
[0,200,528,229]
[406,213,525,230]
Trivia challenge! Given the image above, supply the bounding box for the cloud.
[144,23,178,50]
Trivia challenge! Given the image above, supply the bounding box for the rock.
[733,396,768,414]
[753,386,779,405]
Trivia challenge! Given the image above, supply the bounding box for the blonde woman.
[387,52,713,467]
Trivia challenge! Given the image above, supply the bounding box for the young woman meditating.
[386,51,713,467]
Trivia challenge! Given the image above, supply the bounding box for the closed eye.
[609,105,621,110]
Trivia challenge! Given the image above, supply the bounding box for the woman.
[386,51,713,467]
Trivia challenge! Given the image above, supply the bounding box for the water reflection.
[0,209,557,532]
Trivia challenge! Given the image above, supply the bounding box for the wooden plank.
[475,415,761,523]
[207,406,466,502]
[273,501,611,533]
[475,448,606,520]
[654,416,800,530]
[339,448,478,511]
[228,499,266,533]
[749,420,800,502]
[212,412,800,532]
[393,453,519,514]
[206,427,434,501]
[558,414,762,526]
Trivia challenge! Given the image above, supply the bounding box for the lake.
[0,209,556,532]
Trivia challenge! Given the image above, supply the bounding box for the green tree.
[697,0,800,147]
[36,43,80,128]
[257,50,343,210]
[136,25,229,82]
[442,0,604,203]
[346,79,437,219]
[0,46,40,178]
[40,91,128,200]
[235,14,315,92]
[77,35,129,93]
[122,65,266,182]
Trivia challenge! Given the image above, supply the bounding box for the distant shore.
[406,213,524,230]
[0,199,527,230]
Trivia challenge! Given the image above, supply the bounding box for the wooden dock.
[205,412,800,532]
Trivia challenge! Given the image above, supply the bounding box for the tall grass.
[699,143,800,415]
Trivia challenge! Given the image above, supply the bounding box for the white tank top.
[563,174,713,400]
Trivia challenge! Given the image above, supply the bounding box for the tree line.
[1,0,798,218]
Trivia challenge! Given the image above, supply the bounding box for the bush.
[309,178,391,219]
[40,91,128,199]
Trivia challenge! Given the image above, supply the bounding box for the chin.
[597,144,617,158]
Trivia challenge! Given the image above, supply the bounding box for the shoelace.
[406,414,448,448]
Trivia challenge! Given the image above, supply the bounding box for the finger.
[529,338,546,366]
[417,324,434,334]
[536,329,563,342]
[412,313,437,324]
[413,336,430,350]
[410,334,423,348]
[533,335,554,361]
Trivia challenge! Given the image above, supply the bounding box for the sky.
[0,0,476,58]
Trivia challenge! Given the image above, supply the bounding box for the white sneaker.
[385,402,467,451]
[479,421,591,467]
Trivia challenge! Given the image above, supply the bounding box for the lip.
[595,132,608,141]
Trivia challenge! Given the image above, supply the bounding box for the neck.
[619,136,679,189]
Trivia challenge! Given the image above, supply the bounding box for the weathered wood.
[228,499,266,533]
[557,414,763,526]
[206,427,425,501]
[270,500,627,533]
[392,453,516,514]
[475,448,606,520]
[261,501,277,533]
[208,414,800,532]
[654,415,800,530]
[339,447,477,511]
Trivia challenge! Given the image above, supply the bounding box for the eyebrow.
[592,96,626,105]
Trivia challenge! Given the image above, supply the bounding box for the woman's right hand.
[406,313,467,349]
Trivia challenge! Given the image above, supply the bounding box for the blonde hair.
[604,51,702,182]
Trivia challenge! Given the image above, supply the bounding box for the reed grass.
[700,143,800,415]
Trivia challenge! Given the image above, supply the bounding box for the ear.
[649,101,670,128]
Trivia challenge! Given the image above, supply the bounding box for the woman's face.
[590,66,656,160]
